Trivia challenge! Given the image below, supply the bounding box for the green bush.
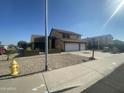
[102,47,110,52]
[26,47,32,51]
[111,47,120,54]
[102,40,124,53]
[23,50,39,57]
[48,49,61,54]
[5,50,16,55]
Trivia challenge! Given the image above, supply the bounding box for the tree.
[8,44,17,50]
[17,41,28,50]
[106,40,124,53]
[112,40,124,52]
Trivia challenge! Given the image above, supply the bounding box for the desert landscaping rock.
[0,53,89,77]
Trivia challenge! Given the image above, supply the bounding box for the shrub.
[102,47,110,52]
[23,50,39,57]
[26,47,32,51]
[17,41,28,50]
[48,49,61,53]
[5,50,16,55]
[111,47,120,54]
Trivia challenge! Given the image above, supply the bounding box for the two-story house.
[83,34,113,50]
[49,28,87,51]
[31,28,87,52]
[31,35,45,51]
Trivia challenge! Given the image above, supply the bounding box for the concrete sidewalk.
[43,53,124,93]
[0,73,47,93]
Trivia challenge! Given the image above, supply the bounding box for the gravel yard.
[0,53,89,77]
[64,50,117,59]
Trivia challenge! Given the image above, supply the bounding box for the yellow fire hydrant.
[11,59,19,76]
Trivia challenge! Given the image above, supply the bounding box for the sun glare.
[102,0,124,29]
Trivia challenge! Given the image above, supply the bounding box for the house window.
[63,34,70,38]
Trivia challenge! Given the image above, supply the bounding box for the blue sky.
[0,0,124,45]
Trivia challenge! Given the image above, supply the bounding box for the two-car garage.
[64,43,86,52]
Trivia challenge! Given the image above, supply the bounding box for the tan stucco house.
[31,28,87,52]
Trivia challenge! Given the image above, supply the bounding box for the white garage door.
[65,43,79,52]
[80,44,86,51]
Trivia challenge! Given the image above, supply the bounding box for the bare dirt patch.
[0,54,89,77]
[15,54,89,75]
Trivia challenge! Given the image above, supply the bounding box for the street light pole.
[45,0,48,71]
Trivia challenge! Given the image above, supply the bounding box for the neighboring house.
[31,35,45,51]
[49,28,87,52]
[31,28,87,52]
[31,35,55,51]
[84,34,113,49]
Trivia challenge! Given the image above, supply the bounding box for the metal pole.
[92,49,94,59]
[45,0,48,71]
[98,40,99,50]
